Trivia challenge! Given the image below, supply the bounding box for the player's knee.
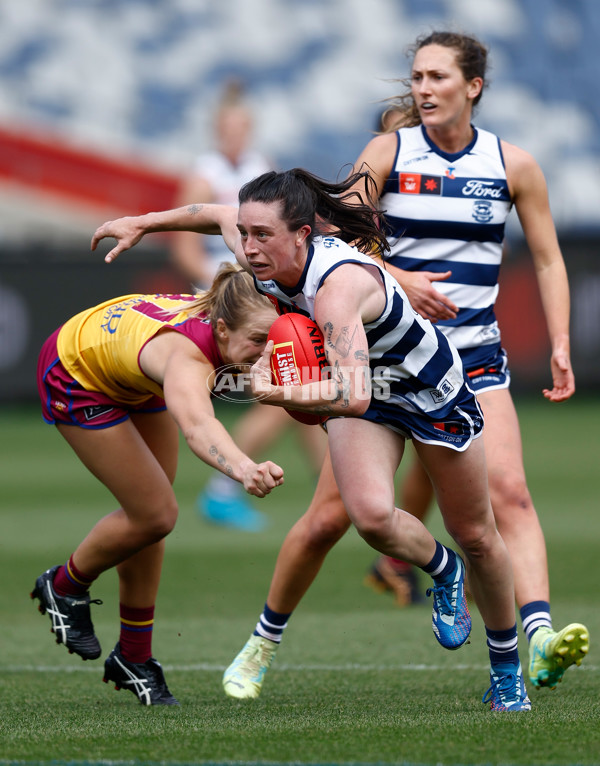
[300,491,350,547]
[351,504,393,547]
[142,499,179,542]
[489,471,533,516]
[303,505,351,550]
[450,522,495,561]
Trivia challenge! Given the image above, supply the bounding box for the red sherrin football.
[267,313,328,425]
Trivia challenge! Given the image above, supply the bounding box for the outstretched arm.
[171,173,220,288]
[91,204,242,266]
[140,331,284,497]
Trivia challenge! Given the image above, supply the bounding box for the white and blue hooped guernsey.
[254,235,482,446]
[380,125,513,370]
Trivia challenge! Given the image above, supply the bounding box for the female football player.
[218,30,587,706]
[32,264,283,705]
[91,167,530,711]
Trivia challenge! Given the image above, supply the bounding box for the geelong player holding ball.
[93,166,531,711]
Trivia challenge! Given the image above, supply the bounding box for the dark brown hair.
[379,31,489,131]
[239,168,390,256]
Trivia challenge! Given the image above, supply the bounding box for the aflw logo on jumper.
[399,173,442,195]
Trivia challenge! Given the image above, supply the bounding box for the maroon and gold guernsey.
[57,294,223,405]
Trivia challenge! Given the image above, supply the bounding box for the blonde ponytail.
[186,263,273,330]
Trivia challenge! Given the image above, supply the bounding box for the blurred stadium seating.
[0,0,599,397]
[0,0,599,238]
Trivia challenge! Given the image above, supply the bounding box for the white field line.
[1,661,597,674]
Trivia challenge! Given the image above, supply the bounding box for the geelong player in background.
[353,31,588,692]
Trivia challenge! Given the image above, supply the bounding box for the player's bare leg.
[327,419,436,563]
[222,448,351,699]
[414,436,530,710]
[365,450,433,605]
[266,448,351,612]
[56,413,179,574]
[223,419,472,701]
[328,418,472,651]
[414,437,515,630]
[479,388,589,689]
[297,421,329,475]
[32,411,180,704]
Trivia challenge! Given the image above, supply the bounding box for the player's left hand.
[543,348,576,402]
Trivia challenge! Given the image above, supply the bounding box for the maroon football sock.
[52,554,96,597]
[119,604,155,664]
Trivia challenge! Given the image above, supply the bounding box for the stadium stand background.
[1,0,599,399]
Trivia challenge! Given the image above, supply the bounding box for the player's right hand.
[242,460,284,498]
[386,263,458,324]
[91,216,146,263]
[397,269,458,323]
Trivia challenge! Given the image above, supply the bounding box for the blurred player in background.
[31,265,283,705]
[172,80,271,289]
[217,31,588,700]
[172,80,326,532]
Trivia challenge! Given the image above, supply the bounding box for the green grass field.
[0,397,598,766]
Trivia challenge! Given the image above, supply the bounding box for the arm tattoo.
[323,321,357,359]
[331,360,351,408]
[209,445,233,476]
[187,204,203,216]
[324,322,370,363]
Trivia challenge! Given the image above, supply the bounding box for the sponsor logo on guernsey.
[101,296,145,334]
[399,173,442,195]
[472,199,493,223]
[461,179,503,198]
[445,166,456,179]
